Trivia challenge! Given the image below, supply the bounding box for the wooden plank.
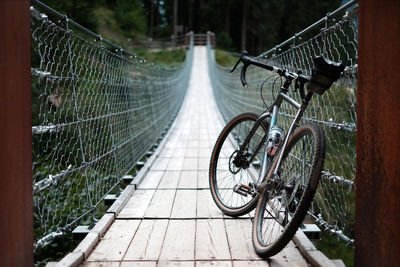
[198,134,209,141]
[197,261,232,267]
[198,157,210,170]
[172,148,186,158]
[165,140,180,149]
[82,262,120,267]
[144,190,176,218]
[185,148,198,157]
[199,147,212,159]
[58,252,84,267]
[171,190,197,218]
[196,190,224,219]
[225,219,262,260]
[86,220,140,261]
[158,147,174,158]
[269,247,308,267]
[175,139,189,148]
[150,158,170,171]
[107,185,135,215]
[178,170,198,189]
[182,158,198,170]
[118,190,155,219]
[233,261,269,267]
[198,140,211,148]
[123,220,169,261]
[158,171,181,189]
[196,219,230,260]
[158,261,194,267]
[0,2,33,265]
[138,171,164,189]
[166,158,184,170]
[188,140,199,148]
[197,170,210,189]
[120,262,157,267]
[159,220,196,260]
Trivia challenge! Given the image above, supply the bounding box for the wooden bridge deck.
[81,47,310,267]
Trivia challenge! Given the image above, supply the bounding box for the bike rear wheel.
[252,123,325,257]
[209,113,269,217]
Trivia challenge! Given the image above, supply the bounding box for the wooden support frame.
[356,0,400,266]
[0,0,33,266]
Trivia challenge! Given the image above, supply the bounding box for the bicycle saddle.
[307,56,345,95]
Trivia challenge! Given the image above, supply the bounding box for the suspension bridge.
[30,0,357,263]
[65,46,325,267]
[2,0,400,266]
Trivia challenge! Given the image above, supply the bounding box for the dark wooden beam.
[356,0,400,266]
[0,1,33,266]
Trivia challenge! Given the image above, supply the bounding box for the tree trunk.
[241,1,248,51]
[150,0,154,37]
[225,3,230,34]
[188,0,193,30]
[172,0,178,35]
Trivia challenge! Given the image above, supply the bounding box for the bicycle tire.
[209,112,269,217]
[252,123,325,257]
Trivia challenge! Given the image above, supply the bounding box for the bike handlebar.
[231,51,344,95]
[231,51,309,87]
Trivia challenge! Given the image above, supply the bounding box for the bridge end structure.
[356,0,400,266]
[0,0,34,266]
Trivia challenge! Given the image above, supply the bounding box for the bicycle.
[209,51,344,257]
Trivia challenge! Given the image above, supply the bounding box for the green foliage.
[215,49,237,67]
[114,0,147,38]
[316,232,354,267]
[93,7,128,47]
[34,235,80,266]
[133,48,186,67]
[39,0,98,31]
[216,32,233,51]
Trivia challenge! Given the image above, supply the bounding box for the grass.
[93,7,147,49]
[133,48,186,67]
[215,49,238,67]
[316,232,354,267]
[93,6,185,67]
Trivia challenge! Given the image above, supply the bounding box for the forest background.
[39,0,342,55]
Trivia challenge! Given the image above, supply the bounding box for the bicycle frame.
[234,86,314,190]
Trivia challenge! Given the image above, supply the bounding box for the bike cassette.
[233,183,257,197]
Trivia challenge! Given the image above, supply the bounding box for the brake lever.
[230,51,249,72]
[230,57,241,73]
[230,51,251,87]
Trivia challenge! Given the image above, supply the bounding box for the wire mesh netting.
[207,2,357,244]
[31,4,193,250]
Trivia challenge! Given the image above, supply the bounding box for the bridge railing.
[128,33,190,49]
[31,0,193,251]
[207,0,358,245]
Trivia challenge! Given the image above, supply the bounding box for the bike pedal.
[233,184,256,197]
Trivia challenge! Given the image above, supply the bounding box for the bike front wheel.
[252,123,325,257]
[209,113,269,217]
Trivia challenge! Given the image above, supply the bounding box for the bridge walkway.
[81,47,309,267]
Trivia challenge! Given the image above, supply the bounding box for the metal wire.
[31,2,193,250]
[207,2,358,244]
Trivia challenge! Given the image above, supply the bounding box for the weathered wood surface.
[83,47,310,266]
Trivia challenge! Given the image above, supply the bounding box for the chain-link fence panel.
[207,1,357,244]
[31,2,193,250]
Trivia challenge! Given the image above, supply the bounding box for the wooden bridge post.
[0,1,33,266]
[356,0,400,266]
